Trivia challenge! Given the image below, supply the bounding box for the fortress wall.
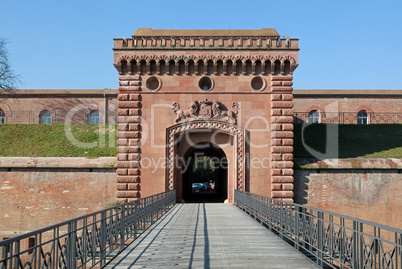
[0,157,400,239]
[0,158,117,239]
[294,161,402,228]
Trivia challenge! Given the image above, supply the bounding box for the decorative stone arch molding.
[354,105,374,115]
[306,105,325,115]
[166,120,245,192]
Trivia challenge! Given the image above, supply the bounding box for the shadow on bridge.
[105,203,317,269]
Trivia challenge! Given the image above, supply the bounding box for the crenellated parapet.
[114,28,298,50]
[113,28,299,77]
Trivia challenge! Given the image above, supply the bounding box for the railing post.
[13,241,20,269]
[317,211,323,267]
[352,220,358,269]
[67,222,77,269]
[295,205,299,251]
[100,211,107,267]
[120,205,126,250]
[279,200,283,239]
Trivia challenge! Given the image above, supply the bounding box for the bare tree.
[0,38,20,101]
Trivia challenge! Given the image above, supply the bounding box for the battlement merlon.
[113,28,299,50]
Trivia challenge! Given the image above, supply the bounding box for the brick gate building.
[113,28,299,202]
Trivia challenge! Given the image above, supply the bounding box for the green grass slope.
[0,124,400,159]
[293,124,402,158]
[0,124,117,158]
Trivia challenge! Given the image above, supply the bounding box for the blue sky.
[1,0,401,90]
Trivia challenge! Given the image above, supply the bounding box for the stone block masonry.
[270,76,294,201]
[116,75,142,202]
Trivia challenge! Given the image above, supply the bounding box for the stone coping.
[133,28,280,37]
[0,157,116,169]
[295,158,402,169]
[0,157,400,169]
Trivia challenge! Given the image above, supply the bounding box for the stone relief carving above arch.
[166,120,244,192]
[172,100,239,124]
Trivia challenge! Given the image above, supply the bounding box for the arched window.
[41,111,52,125]
[188,60,195,75]
[130,60,137,74]
[284,60,291,75]
[178,60,185,75]
[255,60,262,75]
[357,111,368,125]
[245,60,252,75]
[235,60,242,75]
[197,60,204,75]
[89,111,100,124]
[0,110,4,124]
[140,60,147,74]
[149,60,156,74]
[226,60,233,74]
[216,60,223,75]
[120,60,128,75]
[169,60,175,75]
[274,60,281,75]
[207,60,214,75]
[308,110,319,123]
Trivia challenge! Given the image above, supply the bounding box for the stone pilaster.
[116,75,142,202]
[270,75,294,202]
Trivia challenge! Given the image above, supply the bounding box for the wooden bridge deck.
[106,203,317,268]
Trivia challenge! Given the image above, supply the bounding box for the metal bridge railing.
[0,190,176,269]
[234,190,402,269]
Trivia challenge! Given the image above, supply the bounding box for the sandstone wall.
[0,157,116,239]
[294,159,402,228]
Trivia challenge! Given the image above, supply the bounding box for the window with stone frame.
[89,111,100,124]
[357,110,368,125]
[0,110,4,124]
[40,110,52,124]
[308,110,319,123]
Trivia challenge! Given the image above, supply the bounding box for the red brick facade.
[1,89,400,124]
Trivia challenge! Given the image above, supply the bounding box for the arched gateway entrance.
[166,121,245,203]
[182,143,228,203]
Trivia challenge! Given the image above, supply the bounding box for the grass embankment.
[0,124,117,158]
[293,124,402,158]
[0,124,401,159]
